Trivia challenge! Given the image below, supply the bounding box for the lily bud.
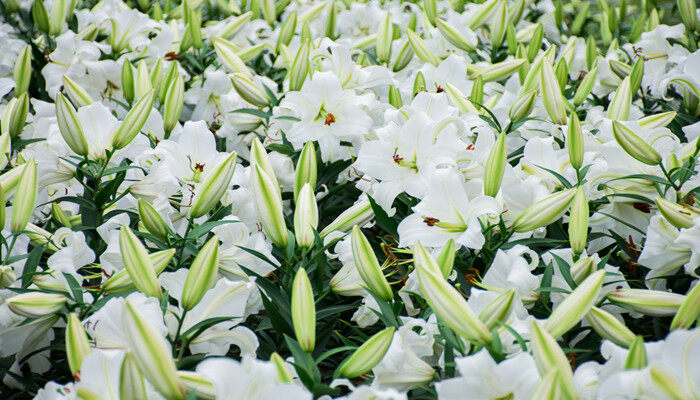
[540,60,567,125]
[509,90,536,122]
[475,58,526,82]
[512,188,577,232]
[270,353,293,383]
[478,288,516,330]
[148,59,164,94]
[587,306,636,347]
[0,265,16,288]
[554,57,568,91]
[11,161,37,232]
[294,183,318,248]
[637,111,676,129]
[351,225,393,301]
[629,57,644,93]
[337,327,395,378]
[120,353,147,399]
[294,141,317,200]
[251,165,288,248]
[506,23,517,55]
[376,12,393,64]
[13,45,31,96]
[608,289,684,316]
[102,249,175,294]
[289,40,311,91]
[678,0,697,31]
[529,321,578,399]
[489,0,508,49]
[112,89,156,150]
[178,371,215,400]
[570,256,596,284]
[189,152,237,218]
[123,301,185,400]
[33,0,50,33]
[138,199,169,240]
[392,40,414,73]
[119,226,162,299]
[250,138,277,186]
[182,236,220,310]
[436,238,455,279]
[413,71,426,96]
[527,23,544,62]
[55,93,89,156]
[654,197,699,229]
[231,73,269,108]
[471,75,484,107]
[607,77,631,121]
[324,0,337,39]
[320,199,373,236]
[211,36,250,75]
[261,0,275,26]
[566,112,584,169]
[415,242,492,344]
[585,37,597,70]
[406,29,439,67]
[568,187,589,254]
[62,76,93,108]
[388,85,403,108]
[423,0,437,25]
[483,132,507,197]
[528,369,561,400]
[468,0,502,29]
[49,0,66,35]
[121,60,135,104]
[435,18,476,52]
[159,61,180,104]
[624,336,647,369]
[133,61,152,101]
[163,74,184,134]
[66,313,91,375]
[7,292,66,318]
[444,82,479,114]
[611,121,661,165]
[291,268,316,352]
[276,10,297,53]
[543,269,605,337]
[670,282,700,330]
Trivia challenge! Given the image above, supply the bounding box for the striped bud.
[527,23,544,62]
[291,268,316,352]
[55,93,89,156]
[388,85,402,108]
[231,73,269,108]
[121,60,135,104]
[528,369,561,400]
[629,57,644,93]
[11,161,37,232]
[678,0,697,31]
[294,183,318,248]
[570,256,596,284]
[566,112,584,169]
[568,187,589,254]
[543,269,605,337]
[163,74,184,134]
[0,265,15,288]
[655,197,699,229]
[650,365,690,400]
[435,18,476,52]
[120,353,147,399]
[320,199,373,236]
[270,353,293,383]
[5,94,28,137]
[608,289,685,316]
[540,61,567,125]
[509,90,536,122]
[211,36,250,75]
[251,164,288,248]
[276,10,296,53]
[112,89,156,150]
[49,0,66,35]
[189,152,237,218]
[324,0,337,39]
[471,75,484,107]
[670,282,700,330]
[133,61,152,101]
[483,133,507,197]
[624,336,647,369]
[478,288,516,330]
[468,0,502,29]
[529,321,578,399]
[261,0,275,26]
[178,371,215,400]
[392,40,414,72]
[66,313,91,375]
[289,40,311,91]
[102,249,175,294]
[351,225,393,301]
[406,29,440,67]
[444,82,479,114]
[423,0,437,25]
[489,0,508,49]
[138,199,169,240]
[638,111,676,129]
[436,239,455,279]
[159,61,179,104]
[7,292,66,318]
[119,226,162,299]
[587,306,636,347]
[294,141,317,200]
[512,188,577,232]
[181,236,220,310]
[607,77,631,121]
[62,76,93,107]
[32,0,50,33]
[475,58,526,82]
[337,327,395,378]
[376,12,393,63]
[611,121,661,165]
[13,45,31,96]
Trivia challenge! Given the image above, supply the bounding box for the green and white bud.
[211,36,250,75]
[149,58,165,94]
[62,76,93,107]
[468,0,503,29]
[624,336,647,369]
[231,73,269,108]
[392,40,414,72]
[506,23,517,55]
[291,268,316,352]
[609,60,632,81]
[568,187,589,255]
[7,292,66,318]
[607,289,684,316]
[181,236,220,310]
[66,313,91,375]
[159,61,180,104]
[121,60,135,104]
[294,141,317,200]
[102,249,175,294]
[189,152,237,218]
[55,93,89,156]
[611,121,661,165]
[376,12,393,64]
[276,10,297,53]
[512,188,577,232]
[251,164,288,248]
[478,288,516,330]
[294,183,318,248]
[585,37,597,70]
[337,327,395,378]
[529,321,578,399]
[261,0,276,26]
[423,0,437,26]
[177,371,215,400]
[654,197,699,229]
[33,0,50,33]
[388,85,403,108]
[13,45,31,96]
[351,225,393,301]
[270,353,293,383]
[49,0,66,35]
[671,282,700,330]
[11,161,37,232]
[489,0,508,49]
[607,77,631,121]
[289,40,311,91]
[406,29,440,67]
[567,112,584,170]
[483,132,507,197]
[554,57,568,91]
[509,90,536,122]
[570,256,596,284]
[587,306,636,347]
[678,0,697,31]
[526,23,544,62]
[475,58,526,82]
[436,239,455,279]
[637,111,676,130]
[320,199,373,236]
[0,265,16,288]
[629,57,644,93]
[540,60,567,125]
[163,73,184,134]
[543,269,605,338]
[133,61,153,101]
[119,226,162,299]
[444,82,479,114]
[650,365,689,400]
[112,89,156,150]
[528,369,561,400]
[435,18,476,52]
[471,75,484,107]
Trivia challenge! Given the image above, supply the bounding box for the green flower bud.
[211,36,250,75]
[11,161,37,233]
[483,132,507,197]
[506,23,517,55]
[7,292,66,318]
[573,66,597,107]
[587,306,636,347]
[423,0,437,26]
[528,369,561,400]
[102,249,175,294]
[33,0,50,33]
[566,113,584,170]
[66,313,91,376]
[475,58,526,82]
[276,11,297,53]
[585,36,597,70]
[320,199,373,236]
[508,0,526,24]
[554,57,568,92]
[436,238,455,279]
[298,2,325,26]
[121,60,135,104]
[294,141,317,200]
[120,353,147,399]
[376,12,393,64]
[678,0,697,31]
[637,111,676,129]
[62,76,93,107]
[181,236,220,310]
[351,225,393,301]
[159,61,179,104]
[529,321,578,399]
[435,18,476,53]
[478,288,516,330]
[261,0,276,26]
[540,60,567,125]
[49,0,66,35]
[149,58,165,94]
[189,152,237,218]
[119,226,162,299]
[608,289,684,316]
[526,23,544,62]
[270,353,293,383]
[607,77,631,121]
[654,197,699,229]
[406,29,440,67]
[250,138,277,187]
[7,93,29,137]
[471,75,484,107]
[337,327,395,378]
[112,89,156,150]
[0,265,15,288]
[294,183,318,248]
[388,85,403,109]
[509,90,536,122]
[392,40,414,72]
[568,187,589,254]
[324,0,337,39]
[13,45,31,96]
[512,188,577,232]
[543,269,605,338]
[291,268,316,352]
[671,282,700,330]
[289,40,311,91]
[629,11,647,43]
[468,0,503,29]
[444,81,479,114]
[629,57,644,93]
[177,371,215,400]
[251,164,288,248]
[55,93,89,156]
[133,61,153,101]
[611,121,661,165]
[413,71,426,97]
[489,0,508,49]
[609,60,632,81]
[570,256,596,284]
[231,73,270,108]
[163,73,184,134]
[624,336,647,369]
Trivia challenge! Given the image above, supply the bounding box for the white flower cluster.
[0,0,699,398]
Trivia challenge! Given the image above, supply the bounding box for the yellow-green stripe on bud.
[122,301,185,400]
[638,111,676,130]
[573,66,597,107]
[540,60,567,125]
[6,93,29,137]
[181,236,220,310]
[119,226,162,299]
[444,82,479,114]
[607,289,685,316]
[49,0,66,35]
[468,0,502,29]
[133,61,152,101]
[654,197,700,229]
[570,256,596,284]
[62,76,93,108]
[509,90,536,122]
[489,0,508,49]
[66,313,91,376]
[512,188,577,232]
[568,187,589,254]
[294,183,318,248]
[607,77,631,121]
[478,288,516,330]
[291,268,316,352]
[351,225,393,301]
[251,164,288,248]
[474,58,526,82]
[587,306,636,347]
[388,85,402,108]
[120,352,147,399]
[289,40,311,91]
[435,18,476,52]
[650,365,690,400]
[177,371,215,400]
[189,152,237,218]
[121,60,135,104]
[423,0,437,26]
[543,269,605,337]
[670,282,700,330]
[270,353,293,383]
[32,0,50,33]
[276,10,296,53]
[483,132,507,197]
[112,89,156,150]
[7,292,66,318]
[436,239,455,279]
[611,121,661,165]
[527,23,544,62]
[528,369,561,400]
[138,199,169,240]
[406,29,440,67]
[56,93,89,156]
[376,12,393,64]
[529,321,578,399]
[319,199,373,236]
[294,141,317,201]
[11,161,37,232]
[414,242,492,344]
[678,0,697,31]
[211,36,250,75]
[13,45,31,96]
[566,112,584,170]
[163,73,184,134]
[231,73,270,108]
[337,327,395,378]
[629,57,644,93]
[261,0,276,26]
[102,249,175,294]
[471,75,484,107]
[624,336,647,369]
[392,40,414,73]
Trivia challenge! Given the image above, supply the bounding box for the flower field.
[0,0,699,398]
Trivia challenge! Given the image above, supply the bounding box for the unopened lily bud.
[103,249,175,294]
[566,112,584,169]
[261,0,275,25]
[251,164,288,248]
[506,23,517,55]
[629,12,646,43]
[351,225,393,301]
[508,0,525,24]
[7,93,28,137]
[435,18,476,52]
[406,29,439,67]
[51,203,71,228]
[415,242,492,344]
[133,61,152,101]
[121,60,135,104]
[638,111,676,129]
[163,74,184,134]
[478,288,516,330]
[570,256,596,284]
[55,93,89,156]
[375,12,393,64]
[649,365,688,400]
[178,371,215,400]
[471,75,484,107]
[423,0,437,25]
[270,353,293,383]
[276,10,296,53]
[678,0,697,31]
[120,353,147,399]
[32,0,50,33]
[300,22,312,44]
[7,292,67,318]
[211,36,250,75]
[289,40,311,91]
[182,236,220,310]
[12,161,37,232]
[436,239,455,278]
[62,76,93,107]
[629,57,644,93]
[568,187,589,255]
[624,336,647,369]
[509,90,536,122]
[13,45,31,96]
[468,0,502,29]
[544,269,605,337]
[294,184,318,248]
[654,197,699,229]
[554,57,568,91]
[294,141,317,200]
[490,0,508,49]
[444,82,479,114]
[540,61,567,125]
[671,283,700,330]
[148,58,164,94]
[413,71,426,96]
[513,188,577,232]
[231,73,269,108]
[0,265,16,288]
[611,121,661,165]
[138,199,169,240]
[609,60,631,81]
[607,77,631,121]
[483,133,507,197]
[475,58,526,82]
[571,3,590,34]
[120,226,162,299]
[585,37,597,70]
[189,11,202,50]
[392,40,414,72]
[66,313,91,375]
[190,152,237,218]
[250,138,277,188]
[587,306,636,347]
[529,321,578,399]
[159,61,180,104]
[528,369,561,400]
[608,289,684,316]
[526,23,544,62]
[0,133,8,169]
[291,268,316,351]
[112,89,156,150]
[337,327,395,378]
[388,85,402,108]
[123,301,185,400]
[49,0,66,35]
[320,199,373,236]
